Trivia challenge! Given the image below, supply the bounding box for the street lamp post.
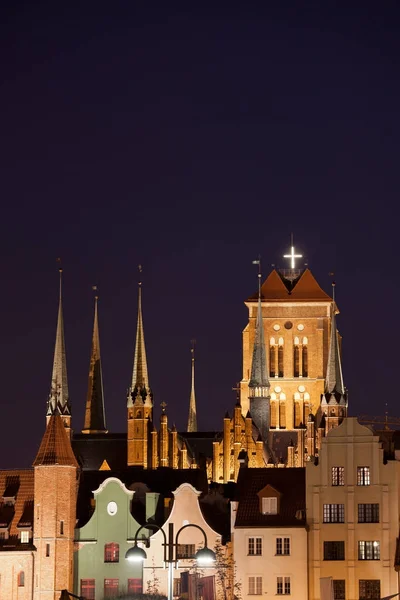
[125,521,216,600]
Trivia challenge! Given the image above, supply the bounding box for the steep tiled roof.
[0,469,34,549]
[235,467,306,528]
[33,414,78,467]
[247,269,331,302]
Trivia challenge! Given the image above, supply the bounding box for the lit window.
[128,579,143,594]
[261,497,277,515]
[104,579,119,598]
[18,571,25,587]
[276,537,290,555]
[333,580,345,600]
[277,576,291,595]
[358,541,380,560]
[331,466,344,486]
[81,579,95,600]
[359,580,380,599]
[323,504,345,523]
[249,576,262,595]
[358,504,379,523]
[104,542,120,563]
[248,537,262,556]
[357,467,371,486]
[20,531,29,544]
[176,544,195,559]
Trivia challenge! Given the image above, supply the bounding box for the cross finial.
[160,401,167,413]
[283,235,303,269]
[252,255,262,297]
[232,382,241,405]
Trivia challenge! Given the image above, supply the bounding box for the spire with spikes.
[83,291,107,433]
[47,267,70,419]
[322,282,347,408]
[187,341,197,432]
[128,267,151,406]
[248,258,271,441]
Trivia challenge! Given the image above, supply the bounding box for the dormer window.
[262,497,277,515]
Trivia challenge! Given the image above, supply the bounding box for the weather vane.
[283,234,302,269]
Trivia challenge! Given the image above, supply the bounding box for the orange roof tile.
[247,269,331,302]
[33,414,79,468]
[0,469,34,542]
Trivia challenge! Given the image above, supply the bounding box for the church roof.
[33,414,78,468]
[247,269,332,302]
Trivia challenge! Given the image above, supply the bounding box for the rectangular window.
[359,580,380,599]
[276,537,290,555]
[248,576,262,595]
[331,466,345,486]
[173,578,181,597]
[45,543,50,557]
[60,520,64,535]
[324,541,345,560]
[128,578,143,594]
[104,579,119,598]
[261,496,277,514]
[358,504,379,523]
[176,544,195,559]
[20,531,29,544]
[277,577,291,595]
[357,467,371,486]
[333,580,345,600]
[81,579,95,600]
[248,537,262,556]
[358,541,380,560]
[323,504,345,523]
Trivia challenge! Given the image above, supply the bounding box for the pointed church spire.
[47,268,70,418]
[83,291,107,433]
[187,341,197,432]
[128,266,151,406]
[248,259,270,442]
[325,284,345,396]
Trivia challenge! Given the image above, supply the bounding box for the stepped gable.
[247,268,331,302]
[235,467,306,527]
[0,469,34,548]
[33,414,78,468]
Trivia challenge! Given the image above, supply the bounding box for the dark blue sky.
[1,2,399,467]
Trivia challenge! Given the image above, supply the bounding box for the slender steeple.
[47,268,70,419]
[128,267,151,407]
[82,291,107,433]
[187,341,197,432]
[248,259,271,442]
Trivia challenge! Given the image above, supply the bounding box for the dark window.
[104,542,119,563]
[270,345,276,378]
[358,541,380,560]
[104,579,119,598]
[18,571,25,587]
[357,467,370,486]
[128,579,143,594]
[358,504,379,523]
[278,345,284,377]
[81,579,95,600]
[323,504,345,523]
[294,345,300,377]
[302,346,308,377]
[333,580,345,600]
[359,580,380,599]
[276,577,290,595]
[248,537,262,556]
[276,537,290,555]
[324,541,345,560]
[46,543,50,557]
[331,466,344,486]
[60,520,64,535]
[176,544,195,559]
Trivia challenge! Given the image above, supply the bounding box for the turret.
[46,268,71,434]
[82,293,107,433]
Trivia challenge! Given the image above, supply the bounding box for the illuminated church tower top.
[240,242,333,431]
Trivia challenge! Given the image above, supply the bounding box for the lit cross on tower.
[284,238,303,269]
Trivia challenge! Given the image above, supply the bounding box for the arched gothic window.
[294,344,300,377]
[278,339,284,377]
[302,345,308,377]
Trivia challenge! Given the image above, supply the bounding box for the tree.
[213,540,242,600]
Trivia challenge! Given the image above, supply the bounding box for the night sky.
[1,2,400,468]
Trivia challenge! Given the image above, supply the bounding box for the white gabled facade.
[307,417,400,600]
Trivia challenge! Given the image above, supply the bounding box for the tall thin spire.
[325,283,345,396]
[47,267,70,417]
[248,259,270,442]
[128,266,151,405]
[83,290,107,433]
[187,341,197,432]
